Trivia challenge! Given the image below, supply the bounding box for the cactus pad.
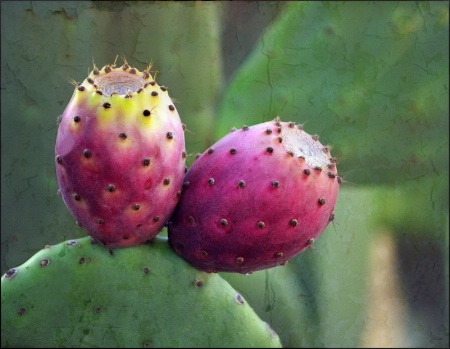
[1,236,282,348]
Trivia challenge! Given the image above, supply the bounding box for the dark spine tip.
[318,197,326,205]
[242,125,249,131]
[266,147,274,153]
[207,148,214,154]
[272,180,280,188]
[329,212,335,222]
[303,169,311,175]
[143,109,151,116]
[327,171,336,178]
[167,132,174,139]
[208,178,215,185]
[129,68,136,74]
[220,219,228,227]
[4,268,18,279]
[314,166,322,171]
[103,102,111,109]
[151,91,158,96]
[230,148,237,155]
[238,180,246,188]
[312,135,319,141]
[142,158,150,166]
[119,132,127,139]
[107,184,116,192]
[132,204,140,210]
[168,105,175,111]
[83,149,91,158]
[104,66,111,73]
[77,86,85,91]
[163,178,171,185]
[74,115,81,122]
[290,219,298,227]
[258,221,265,229]
[265,129,272,134]
[160,86,167,92]
[97,219,104,225]
[236,257,244,264]
[56,155,62,164]
[87,78,94,84]
[40,258,50,267]
[72,193,81,201]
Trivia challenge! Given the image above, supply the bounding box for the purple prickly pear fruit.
[55,60,186,248]
[168,118,340,273]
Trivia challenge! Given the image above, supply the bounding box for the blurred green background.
[1,1,448,347]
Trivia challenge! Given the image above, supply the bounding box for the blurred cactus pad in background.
[1,1,448,348]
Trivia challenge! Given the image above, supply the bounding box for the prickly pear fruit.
[55,60,186,248]
[1,236,282,348]
[168,118,341,273]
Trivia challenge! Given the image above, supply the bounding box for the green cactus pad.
[1,236,282,348]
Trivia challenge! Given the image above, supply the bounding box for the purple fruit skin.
[168,119,340,273]
[55,63,186,248]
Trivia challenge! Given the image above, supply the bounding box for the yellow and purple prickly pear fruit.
[168,118,340,273]
[55,60,186,248]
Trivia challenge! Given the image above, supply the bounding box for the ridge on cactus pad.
[55,59,186,248]
[1,236,282,348]
[168,117,341,273]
